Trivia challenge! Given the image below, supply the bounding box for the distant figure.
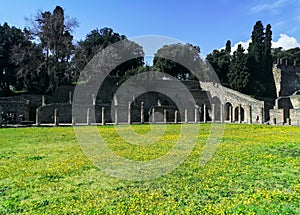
[256,116,259,123]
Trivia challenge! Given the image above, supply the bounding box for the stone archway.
[234,106,245,122]
[224,102,233,122]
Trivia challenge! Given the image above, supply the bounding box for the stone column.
[101,107,105,125]
[128,102,131,124]
[36,109,40,126]
[164,109,167,123]
[92,94,96,106]
[248,105,252,124]
[238,104,241,123]
[69,91,72,104]
[229,106,232,123]
[174,110,178,124]
[203,104,207,123]
[115,106,118,125]
[140,102,144,124]
[184,109,188,123]
[42,95,46,106]
[152,108,155,123]
[54,109,59,126]
[87,108,91,125]
[211,104,215,122]
[260,107,264,124]
[194,107,198,123]
[220,104,224,123]
[72,117,76,126]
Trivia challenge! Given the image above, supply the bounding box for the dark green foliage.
[72,28,144,82]
[247,21,276,98]
[272,47,300,65]
[206,40,231,85]
[0,23,25,96]
[263,24,277,98]
[228,44,249,93]
[33,6,76,90]
[153,43,202,80]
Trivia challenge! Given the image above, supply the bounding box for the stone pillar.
[92,94,96,106]
[42,95,46,106]
[220,104,224,123]
[211,104,215,122]
[36,109,40,126]
[140,102,144,124]
[194,107,198,123]
[174,110,178,124]
[69,91,72,104]
[115,106,118,125]
[248,105,252,124]
[54,109,59,126]
[87,108,91,125]
[229,106,232,122]
[238,104,241,123]
[72,117,76,126]
[203,104,207,123]
[152,108,155,123]
[101,107,105,125]
[164,109,167,123]
[184,109,188,123]
[260,108,264,124]
[128,102,131,124]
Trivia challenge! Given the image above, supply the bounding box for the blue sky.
[1,0,300,56]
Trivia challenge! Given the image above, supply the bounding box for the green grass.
[0,124,299,214]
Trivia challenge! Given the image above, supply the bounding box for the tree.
[228,44,249,93]
[153,43,202,80]
[247,21,276,98]
[72,28,144,82]
[29,6,77,91]
[0,23,26,96]
[11,30,49,93]
[263,24,276,98]
[206,40,231,85]
[272,47,300,65]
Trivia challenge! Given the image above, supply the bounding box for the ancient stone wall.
[273,63,300,97]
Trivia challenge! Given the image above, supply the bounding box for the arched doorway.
[224,102,233,122]
[234,106,245,122]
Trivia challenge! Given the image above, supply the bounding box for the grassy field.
[0,124,299,214]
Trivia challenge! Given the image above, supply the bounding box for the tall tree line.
[207,21,277,99]
[0,6,144,96]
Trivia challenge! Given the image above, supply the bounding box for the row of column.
[36,103,265,126]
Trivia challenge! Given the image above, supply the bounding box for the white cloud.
[272,34,300,49]
[227,34,300,54]
[231,40,251,53]
[251,0,288,13]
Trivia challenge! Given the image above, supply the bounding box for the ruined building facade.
[1,61,300,126]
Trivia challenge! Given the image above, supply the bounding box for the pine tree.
[228,44,249,93]
[263,24,276,98]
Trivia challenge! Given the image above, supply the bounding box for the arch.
[211,97,221,121]
[234,106,245,122]
[224,102,233,121]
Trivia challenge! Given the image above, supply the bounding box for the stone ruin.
[1,62,300,127]
[270,60,300,125]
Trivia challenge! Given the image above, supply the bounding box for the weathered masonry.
[3,61,300,127]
